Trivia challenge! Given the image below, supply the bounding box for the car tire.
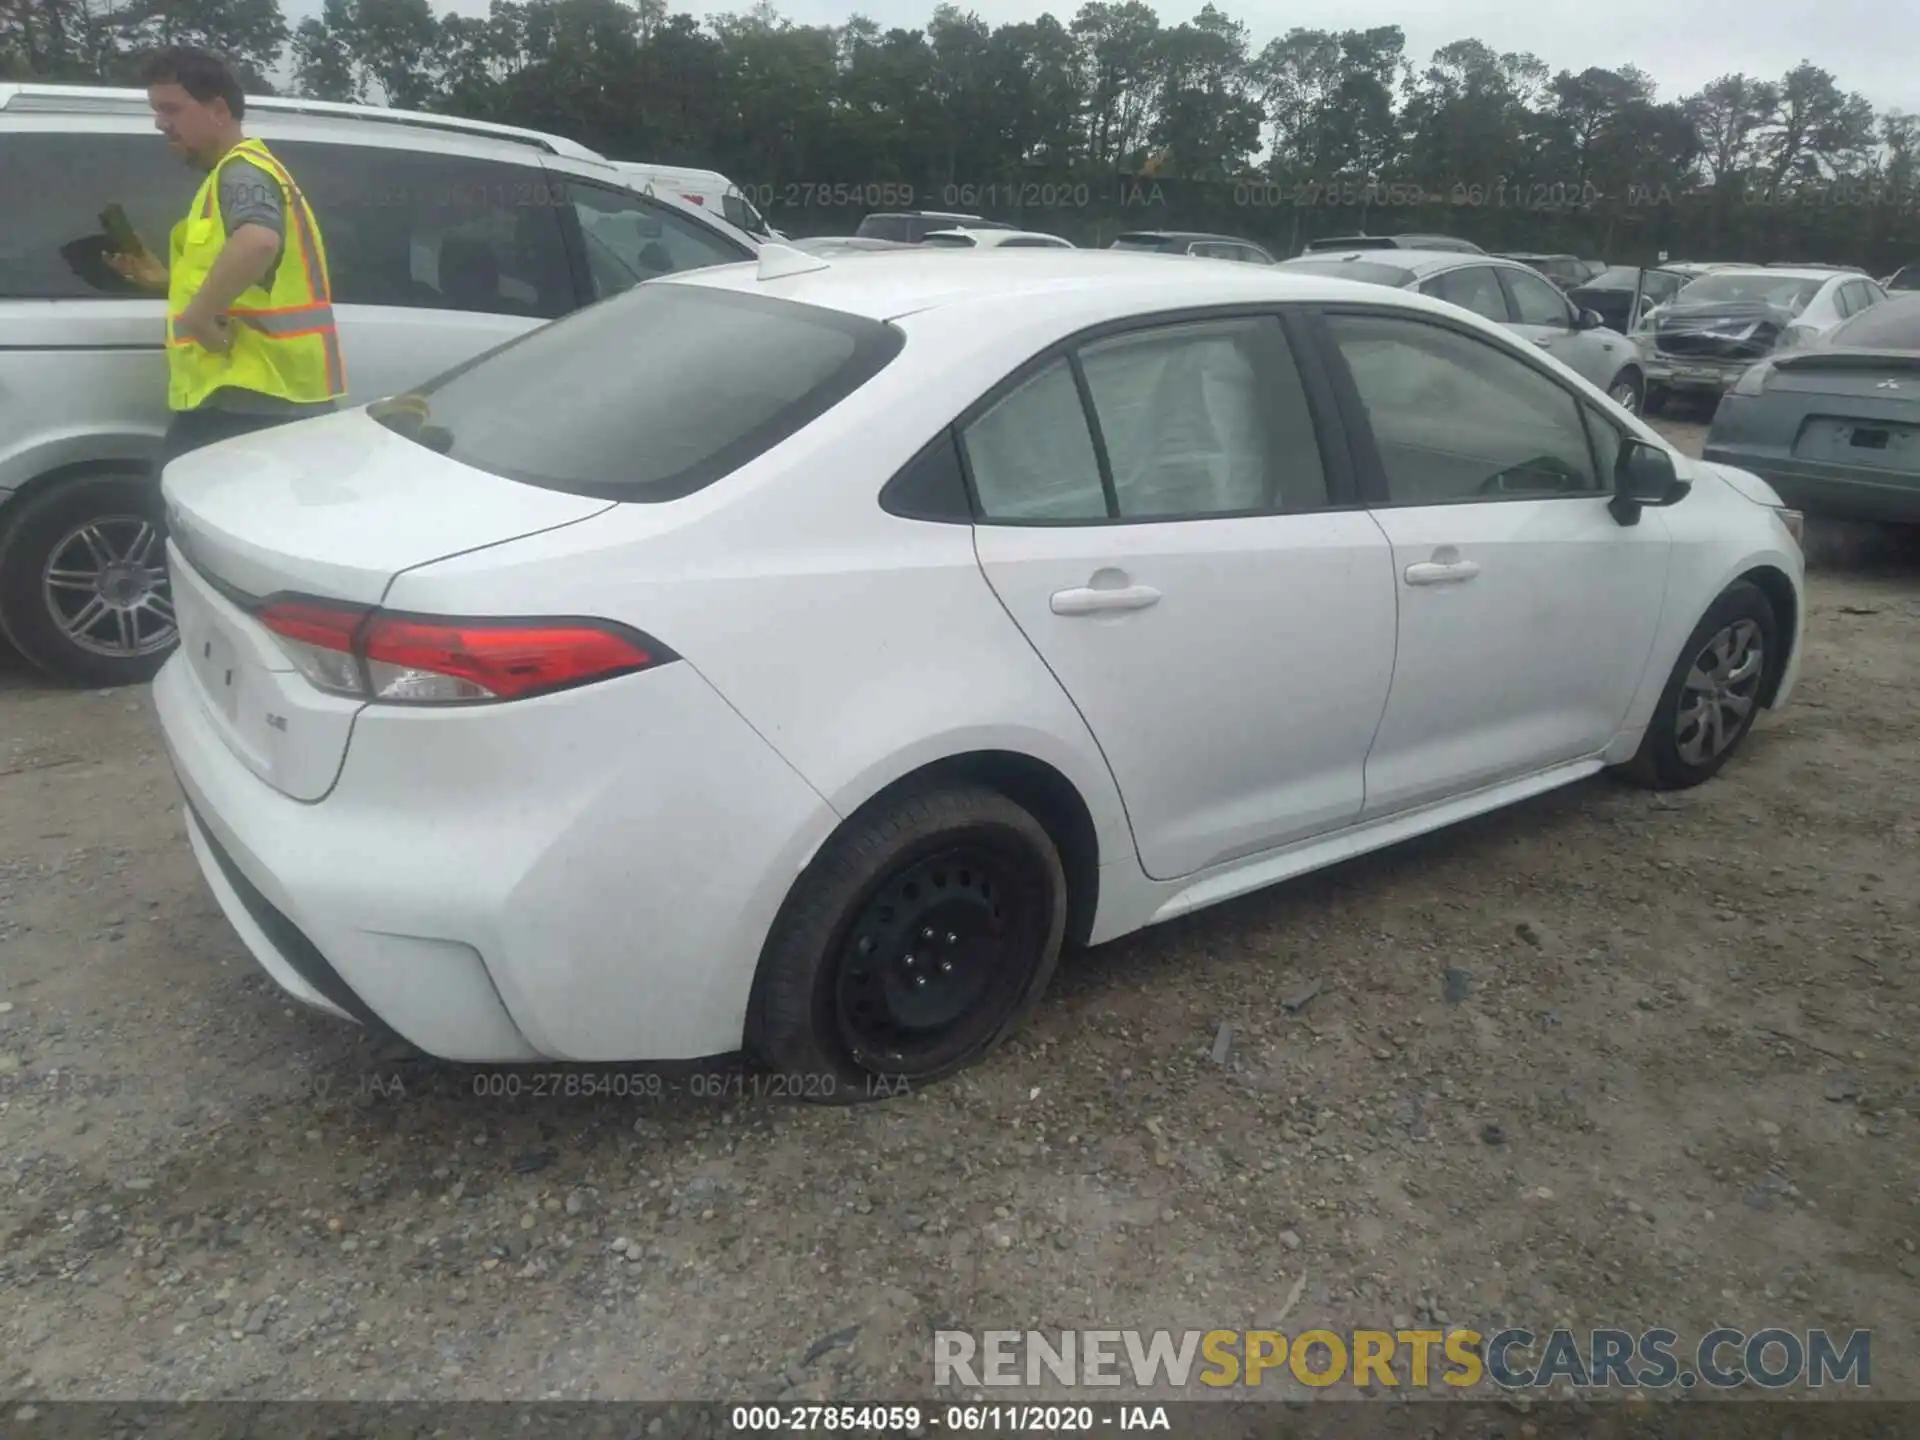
[0,473,175,688]
[746,783,1068,1103]
[1642,383,1669,417]
[1615,580,1777,791]
[1606,369,1645,415]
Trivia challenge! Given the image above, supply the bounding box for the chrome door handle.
[1533,335,1555,347]
[1405,560,1482,586]
[1050,584,1163,615]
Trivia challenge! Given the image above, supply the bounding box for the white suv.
[0,84,759,686]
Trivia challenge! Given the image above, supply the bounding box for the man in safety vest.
[103,47,346,467]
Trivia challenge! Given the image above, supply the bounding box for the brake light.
[256,600,673,704]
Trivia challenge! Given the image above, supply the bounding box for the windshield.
[722,190,768,235]
[1673,273,1824,311]
[1826,294,1920,350]
[921,233,975,247]
[369,284,903,501]
[1582,266,1650,289]
[1277,258,1414,287]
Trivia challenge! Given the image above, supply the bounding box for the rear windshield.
[1674,273,1823,311]
[1111,234,1183,252]
[921,233,975,247]
[1826,295,1920,350]
[371,283,902,501]
[1277,258,1413,286]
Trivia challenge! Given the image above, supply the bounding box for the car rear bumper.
[1645,354,1754,392]
[153,650,839,1063]
[1700,445,1920,524]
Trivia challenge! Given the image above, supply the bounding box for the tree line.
[8,0,1920,267]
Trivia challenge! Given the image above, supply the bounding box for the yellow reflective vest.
[166,137,346,411]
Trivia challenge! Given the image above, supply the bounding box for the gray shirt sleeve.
[217,157,286,292]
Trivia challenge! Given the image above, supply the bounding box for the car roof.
[665,246,1478,325]
[1117,231,1248,242]
[925,228,1071,246]
[0,82,607,160]
[1693,266,1845,282]
[1282,249,1524,280]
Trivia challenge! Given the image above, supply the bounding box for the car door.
[270,138,580,405]
[1498,263,1629,389]
[967,311,1399,881]
[1309,306,1672,818]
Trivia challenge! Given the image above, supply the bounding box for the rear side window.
[372,283,902,501]
[1077,317,1328,517]
[1426,266,1509,323]
[272,141,575,318]
[0,132,199,299]
[960,359,1109,520]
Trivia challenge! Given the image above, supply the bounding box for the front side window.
[1327,313,1601,505]
[1502,267,1573,326]
[371,284,900,501]
[1077,317,1327,518]
[1426,266,1510,323]
[0,132,198,299]
[960,359,1109,520]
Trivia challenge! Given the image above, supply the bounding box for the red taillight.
[362,616,660,701]
[256,600,672,704]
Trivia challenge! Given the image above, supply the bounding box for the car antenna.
[756,242,832,281]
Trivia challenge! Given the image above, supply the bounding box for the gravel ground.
[2,415,1917,1404]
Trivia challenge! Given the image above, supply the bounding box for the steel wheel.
[1675,618,1763,766]
[832,841,1051,1079]
[41,516,175,661]
[1609,377,1643,413]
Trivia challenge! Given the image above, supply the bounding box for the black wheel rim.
[832,839,1049,1080]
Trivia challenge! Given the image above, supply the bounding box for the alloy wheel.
[41,516,176,660]
[1610,379,1642,413]
[1676,618,1763,765]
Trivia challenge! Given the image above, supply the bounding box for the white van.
[609,163,783,240]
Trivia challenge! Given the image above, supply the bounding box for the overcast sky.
[384,0,1918,119]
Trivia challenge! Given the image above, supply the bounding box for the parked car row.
[1274,248,1650,412]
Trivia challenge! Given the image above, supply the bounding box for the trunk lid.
[161,406,615,801]
[1654,301,1792,362]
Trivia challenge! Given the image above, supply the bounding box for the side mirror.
[1610,438,1690,524]
[1576,307,1605,330]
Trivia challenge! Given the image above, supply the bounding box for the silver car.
[0,84,760,687]
[1276,249,1648,413]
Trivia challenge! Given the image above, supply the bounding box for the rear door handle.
[1050,584,1162,615]
[1404,560,1481,586]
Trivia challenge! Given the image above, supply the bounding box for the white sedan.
[152,244,1806,1099]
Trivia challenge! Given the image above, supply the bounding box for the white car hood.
[1690,456,1784,508]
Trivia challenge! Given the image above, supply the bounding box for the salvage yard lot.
[2,416,1917,1402]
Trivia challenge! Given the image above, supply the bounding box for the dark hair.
[136,46,246,119]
